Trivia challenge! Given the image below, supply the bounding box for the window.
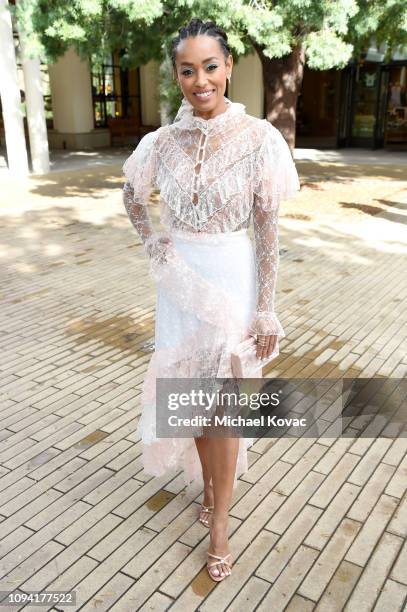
[39,65,53,127]
[352,62,379,139]
[91,51,142,128]
[384,64,407,145]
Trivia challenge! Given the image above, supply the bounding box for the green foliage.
[158,46,184,122]
[15,0,407,70]
[15,0,407,66]
[346,0,407,61]
[11,0,407,115]
[303,29,354,69]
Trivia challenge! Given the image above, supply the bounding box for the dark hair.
[171,18,231,69]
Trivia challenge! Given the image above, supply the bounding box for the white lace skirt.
[137,228,259,488]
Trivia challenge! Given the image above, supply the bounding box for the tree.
[14,0,407,150]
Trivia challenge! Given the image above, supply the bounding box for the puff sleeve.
[249,122,301,338]
[122,130,172,265]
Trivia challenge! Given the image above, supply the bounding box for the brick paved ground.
[0,149,406,611]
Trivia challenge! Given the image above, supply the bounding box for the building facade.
[1,41,406,152]
[297,43,407,150]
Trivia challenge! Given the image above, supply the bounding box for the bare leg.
[207,436,239,577]
[194,437,214,524]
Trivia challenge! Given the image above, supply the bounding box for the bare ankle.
[212,513,229,528]
[202,482,214,507]
[210,527,230,554]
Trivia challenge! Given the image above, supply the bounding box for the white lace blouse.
[122,96,300,337]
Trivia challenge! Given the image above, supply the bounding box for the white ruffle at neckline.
[172,95,246,132]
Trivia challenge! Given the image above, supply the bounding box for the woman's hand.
[154,235,173,264]
[145,233,174,265]
[255,334,278,361]
[248,312,283,361]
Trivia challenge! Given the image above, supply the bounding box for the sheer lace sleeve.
[122,130,172,265]
[249,123,301,337]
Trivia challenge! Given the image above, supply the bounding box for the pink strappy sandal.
[207,552,232,582]
[199,504,214,527]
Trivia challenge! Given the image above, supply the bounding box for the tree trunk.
[253,42,305,154]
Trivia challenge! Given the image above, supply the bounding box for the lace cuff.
[248,311,285,338]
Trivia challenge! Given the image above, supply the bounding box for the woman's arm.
[249,122,301,348]
[249,200,285,338]
[122,181,171,264]
[122,130,172,265]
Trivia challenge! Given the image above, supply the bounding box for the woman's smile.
[194,89,216,101]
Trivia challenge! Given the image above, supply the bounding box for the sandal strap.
[201,505,214,512]
[207,552,232,565]
[208,552,231,560]
[208,559,231,567]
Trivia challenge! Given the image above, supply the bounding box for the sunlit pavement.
[0,150,406,611]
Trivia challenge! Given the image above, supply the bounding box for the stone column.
[0,0,29,176]
[17,21,50,174]
[48,46,106,149]
[48,47,110,150]
[48,46,94,133]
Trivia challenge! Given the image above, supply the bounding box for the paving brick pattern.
[0,154,406,611]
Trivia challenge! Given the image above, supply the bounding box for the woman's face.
[174,34,233,119]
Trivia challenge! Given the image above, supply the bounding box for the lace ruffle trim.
[252,122,301,212]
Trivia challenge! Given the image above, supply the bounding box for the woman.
[122,18,300,582]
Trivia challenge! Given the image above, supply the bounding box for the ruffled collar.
[172,95,246,131]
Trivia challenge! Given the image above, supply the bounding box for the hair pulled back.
[171,18,231,69]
